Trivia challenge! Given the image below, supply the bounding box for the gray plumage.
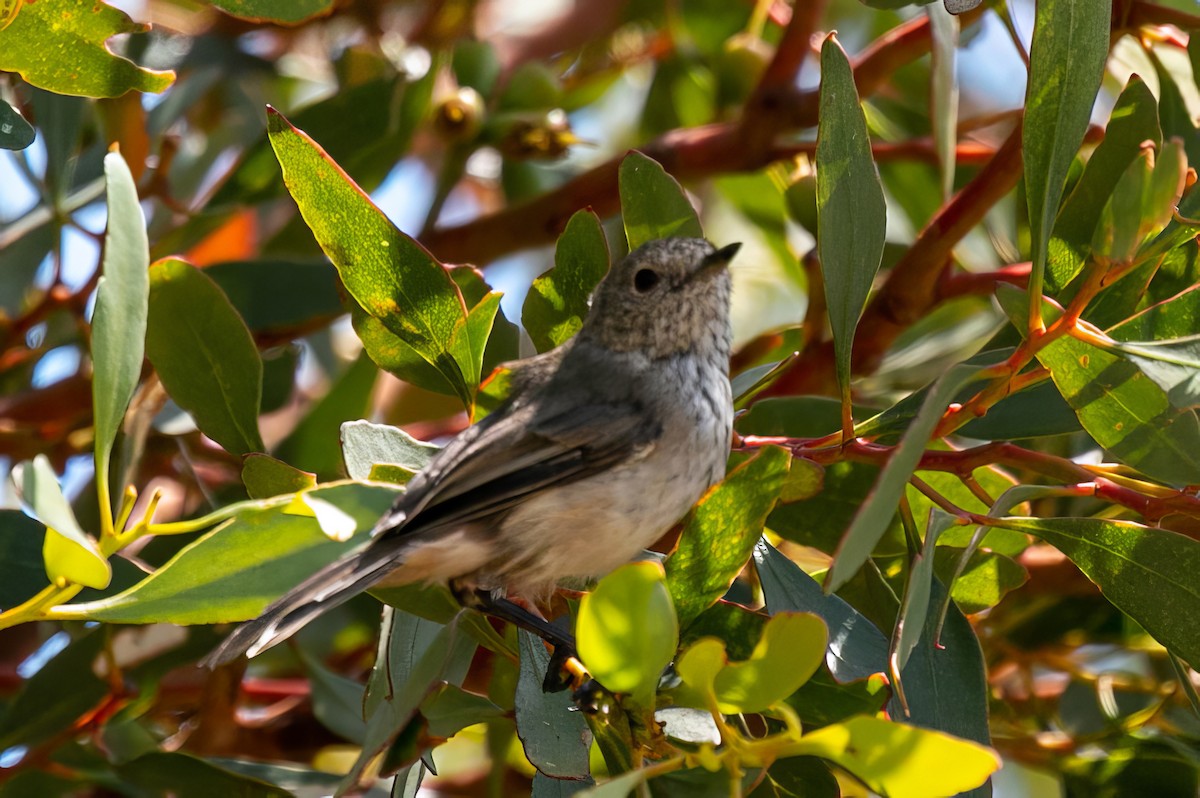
[202,237,738,667]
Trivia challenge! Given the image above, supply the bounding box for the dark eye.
[633,268,659,293]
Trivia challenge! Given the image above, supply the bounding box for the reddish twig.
[742,436,1200,526]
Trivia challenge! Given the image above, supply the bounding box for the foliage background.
[2,0,1200,795]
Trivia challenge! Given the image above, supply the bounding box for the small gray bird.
[202,237,738,667]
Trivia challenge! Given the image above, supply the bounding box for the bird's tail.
[200,537,408,669]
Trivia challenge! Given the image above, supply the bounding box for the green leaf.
[241,454,315,500]
[92,151,149,510]
[714,613,826,712]
[752,756,840,798]
[892,510,954,672]
[577,561,678,705]
[0,0,173,97]
[665,446,790,627]
[340,419,440,482]
[754,539,889,683]
[0,98,34,150]
[993,517,1200,666]
[1022,0,1111,315]
[787,715,999,798]
[618,151,703,250]
[207,0,333,24]
[146,258,264,455]
[1093,139,1187,265]
[448,290,503,404]
[899,579,992,758]
[265,107,473,405]
[1108,335,1200,409]
[51,482,399,624]
[933,546,1027,615]
[816,33,887,392]
[12,455,111,590]
[1112,283,1200,341]
[997,284,1200,486]
[825,361,989,592]
[523,210,610,353]
[1048,76,1161,289]
[515,630,592,779]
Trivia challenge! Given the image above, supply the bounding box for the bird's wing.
[372,397,660,540]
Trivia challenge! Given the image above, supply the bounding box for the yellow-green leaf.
[788,715,999,798]
[0,0,173,98]
[577,561,678,705]
[13,456,110,590]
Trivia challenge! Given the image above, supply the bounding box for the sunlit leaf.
[787,715,999,798]
[51,482,399,624]
[266,107,474,405]
[241,454,315,499]
[0,0,173,97]
[1023,0,1111,317]
[665,446,789,626]
[577,562,678,705]
[998,284,1200,486]
[1049,76,1161,289]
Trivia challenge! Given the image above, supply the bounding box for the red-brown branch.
[741,436,1200,527]
[418,8,986,266]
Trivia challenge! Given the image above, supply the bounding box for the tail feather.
[200,538,407,668]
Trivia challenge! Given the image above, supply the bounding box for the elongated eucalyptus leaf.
[893,510,954,672]
[1023,0,1111,321]
[265,108,475,405]
[92,151,149,518]
[927,4,959,200]
[816,34,887,392]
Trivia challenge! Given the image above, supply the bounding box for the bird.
[202,237,739,668]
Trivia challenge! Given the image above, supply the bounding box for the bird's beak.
[691,242,741,281]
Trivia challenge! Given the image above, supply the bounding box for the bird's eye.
[633,268,659,293]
